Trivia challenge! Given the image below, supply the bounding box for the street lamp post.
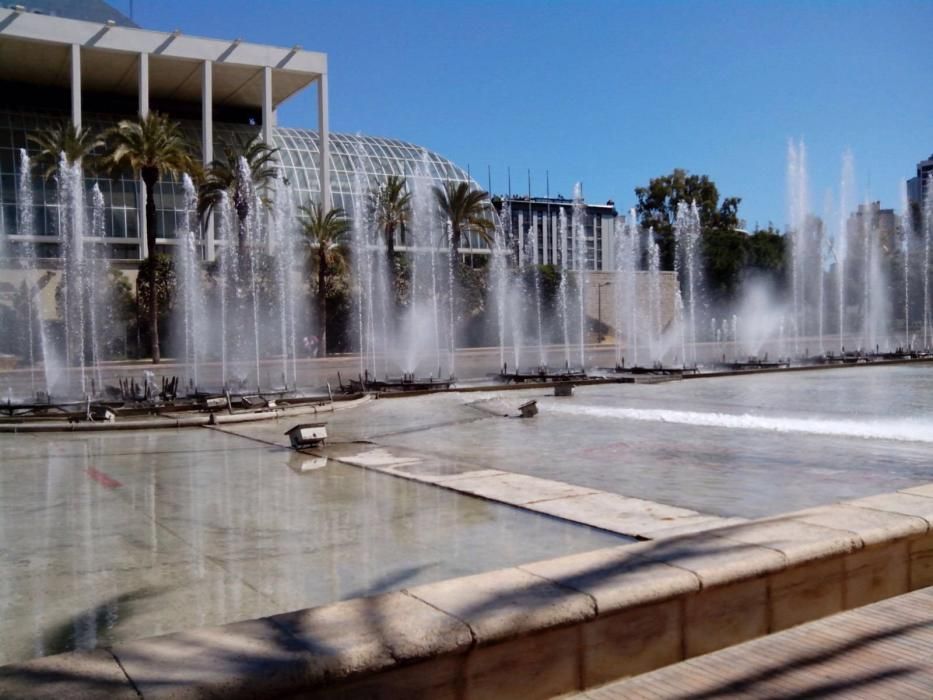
[597,281,611,343]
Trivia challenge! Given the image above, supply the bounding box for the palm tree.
[198,133,278,254]
[432,181,494,264]
[27,120,103,179]
[299,202,349,357]
[103,111,195,364]
[369,175,411,262]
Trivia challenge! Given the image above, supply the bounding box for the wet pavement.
[0,428,624,665]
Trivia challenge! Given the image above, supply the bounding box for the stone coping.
[317,443,743,541]
[0,395,372,434]
[4,484,933,699]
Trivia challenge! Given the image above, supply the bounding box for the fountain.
[612,212,639,369]
[175,174,205,390]
[14,150,55,397]
[572,183,588,368]
[4,128,933,420]
[674,200,704,366]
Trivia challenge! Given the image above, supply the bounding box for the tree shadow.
[3,531,929,698]
[37,585,169,658]
[664,619,930,699]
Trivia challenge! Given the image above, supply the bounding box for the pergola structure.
[0,5,329,259]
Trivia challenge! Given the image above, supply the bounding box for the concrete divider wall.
[3,486,933,699]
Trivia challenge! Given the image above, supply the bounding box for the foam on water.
[547,403,933,444]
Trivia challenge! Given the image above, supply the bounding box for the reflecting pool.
[332,365,933,519]
[0,428,624,665]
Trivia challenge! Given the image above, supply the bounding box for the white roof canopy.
[0,7,326,109]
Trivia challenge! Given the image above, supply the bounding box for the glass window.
[112,210,126,238]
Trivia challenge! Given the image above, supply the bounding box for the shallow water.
[0,428,623,665]
[337,365,933,518]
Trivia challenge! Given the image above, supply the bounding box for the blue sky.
[125,0,932,230]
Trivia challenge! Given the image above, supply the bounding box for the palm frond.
[198,132,279,226]
[27,121,104,180]
[101,112,195,183]
[433,180,493,251]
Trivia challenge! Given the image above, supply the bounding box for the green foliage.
[369,175,411,259]
[198,133,279,238]
[745,225,787,286]
[635,169,741,270]
[534,264,562,310]
[3,271,54,361]
[299,202,351,355]
[391,253,412,308]
[456,263,488,323]
[702,228,748,303]
[433,181,495,254]
[27,121,104,179]
[300,203,351,282]
[102,112,195,189]
[49,266,135,360]
[103,112,194,362]
[135,254,176,323]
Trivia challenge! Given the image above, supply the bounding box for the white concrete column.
[317,73,330,211]
[602,215,613,271]
[551,214,560,265]
[137,52,149,260]
[532,212,547,265]
[138,53,149,117]
[68,45,83,257]
[202,60,215,261]
[261,66,275,252]
[70,44,81,128]
[516,211,525,266]
[261,66,273,146]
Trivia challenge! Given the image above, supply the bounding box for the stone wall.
[582,270,679,343]
[0,263,139,322]
[3,483,931,699]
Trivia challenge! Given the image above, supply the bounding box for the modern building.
[906,153,933,208]
[847,201,897,253]
[0,2,491,264]
[495,195,620,271]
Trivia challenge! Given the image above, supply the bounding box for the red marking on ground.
[85,467,122,489]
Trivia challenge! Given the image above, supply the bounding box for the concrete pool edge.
[0,395,372,433]
[317,442,746,540]
[4,484,933,699]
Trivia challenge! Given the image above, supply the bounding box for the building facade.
[907,153,933,208]
[0,3,491,265]
[496,195,620,271]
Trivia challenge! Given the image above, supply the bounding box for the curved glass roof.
[0,109,494,254]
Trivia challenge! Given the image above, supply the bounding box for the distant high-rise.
[907,153,933,207]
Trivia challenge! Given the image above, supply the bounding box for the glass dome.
[0,109,494,257]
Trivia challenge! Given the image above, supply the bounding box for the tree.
[27,120,103,179]
[745,225,787,287]
[54,266,136,360]
[7,271,55,362]
[703,227,749,303]
[634,169,741,270]
[134,254,176,358]
[103,111,195,363]
[299,203,350,356]
[432,181,494,265]
[198,133,278,254]
[369,175,411,262]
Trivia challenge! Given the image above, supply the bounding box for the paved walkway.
[573,586,933,699]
